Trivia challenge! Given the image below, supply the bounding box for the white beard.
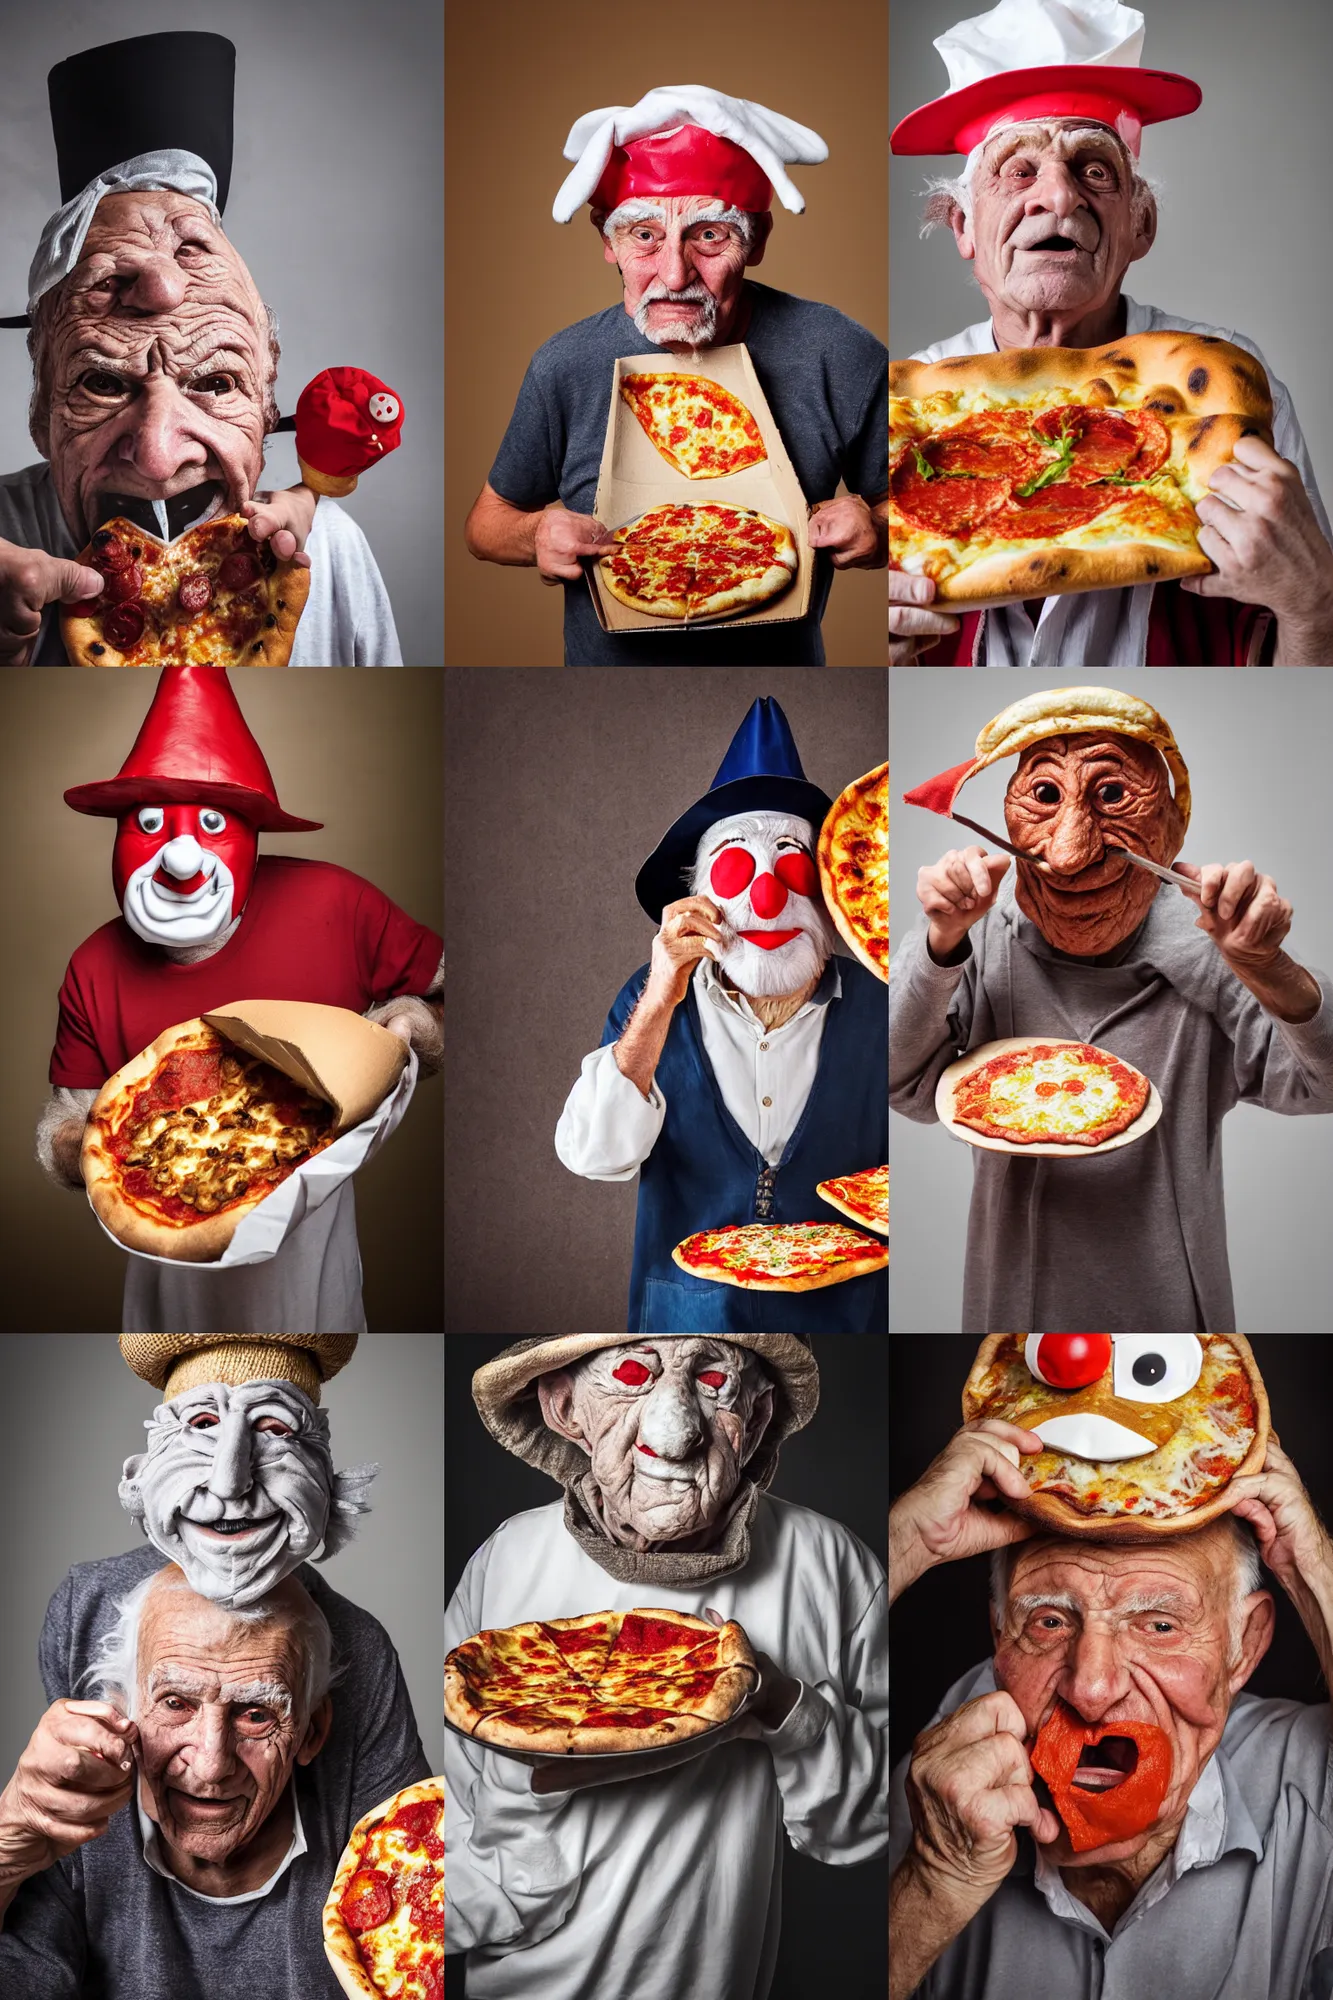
[633,281,719,347]
[122,842,236,947]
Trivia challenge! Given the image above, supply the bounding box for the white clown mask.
[689,810,839,997]
[118,1380,378,1606]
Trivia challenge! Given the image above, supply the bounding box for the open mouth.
[1022,236,1086,256]
[170,1789,246,1815]
[1072,1735,1139,1791]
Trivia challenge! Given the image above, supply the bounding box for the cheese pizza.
[619,372,767,479]
[962,1334,1269,1537]
[818,761,888,981]
[598,502,797,622]
[81,1019,339,1261]
[323,1778,443,2000]
[62,515,310,665]
[673,1220,888,1292]
[890,332,1274,606]
[944,1039,1151,1148]
[816,1164,889,1237]
[445,1609,757,1755]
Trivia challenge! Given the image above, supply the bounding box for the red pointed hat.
[63,667,323,830]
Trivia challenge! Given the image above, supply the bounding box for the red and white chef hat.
[552,85,827,224]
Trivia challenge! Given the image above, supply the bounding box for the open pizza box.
[587,343,814,635]
[90,999,417,1267]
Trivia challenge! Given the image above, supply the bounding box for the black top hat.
[1,32,235,328]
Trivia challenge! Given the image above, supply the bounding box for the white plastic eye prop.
[137,806,164,834]
[198,809,227,834]
[367,392,399,423]
[1111,1335,1203,1404]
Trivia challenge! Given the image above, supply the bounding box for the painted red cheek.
[613,1360,652,1386]
[775,851,819,899]
[697,1371,726,1388]
[710,847,756,898]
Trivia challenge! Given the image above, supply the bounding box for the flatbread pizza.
[937,1037,1159,1155]
[672,1220,888,1292]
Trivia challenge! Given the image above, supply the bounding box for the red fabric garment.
[914,588,1272,665]
[51,856,442,1088]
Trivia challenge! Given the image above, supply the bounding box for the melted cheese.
[982,1054,1123,1138]
[352,1812,443,2000]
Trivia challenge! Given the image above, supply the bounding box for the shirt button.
[762,1095,773,1107]
[759,1040,769,1051]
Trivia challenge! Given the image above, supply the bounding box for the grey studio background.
[0,1333,444,1795]
[0,0,442,666]
[889,0,1333,498]
[888,668,1333,1333]
[444,668,888,1333]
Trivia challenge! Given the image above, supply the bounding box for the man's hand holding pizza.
[613,896,725,1097]
[1172,859,1321,1023]
[916,845,1012,964]
[0,539,104,665]
[535,506,618,584]
[240,484,317,571]
[0,1701,139,1921]
[1183,435,1333,665]
[890,571,960,663]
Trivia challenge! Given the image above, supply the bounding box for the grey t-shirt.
[0,1545,431,1999]
[0,463,403,665]
[487,282,889,665]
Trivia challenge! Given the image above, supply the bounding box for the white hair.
[989,1514,1265,1666]
[77,1570,340,1724]
[920,120,1159,238]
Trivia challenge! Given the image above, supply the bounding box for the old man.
[889,0,1333,666]
[890,685,1333,1331]
[0,31,401,664]
[888,1411,1333,2000]
[446,1335,887,2000]
[466,86,888,664]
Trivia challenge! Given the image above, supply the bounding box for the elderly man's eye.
[1097,782,1126,804]
[81,371,130,397]
[254,1418,293,1435]
[697,1370,727,1389]
[194,373,238,395]
[613,1359,653,1386]
[1033,782,1061,805]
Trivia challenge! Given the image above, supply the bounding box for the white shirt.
[445,1492,888,2000]
[0,461,402,665]
[136,1782,307,1905]
[910,296,1333,667]
[554,958,840,1180]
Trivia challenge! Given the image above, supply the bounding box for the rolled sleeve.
[554,1044,666,1180]
[764,1585,888,1865]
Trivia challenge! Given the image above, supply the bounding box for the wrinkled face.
[599,194,759,346]
[42,192,273,541]
[135,1576,325,1863]
[121,1383,338,1606]
[993,1524,1271,1868]
[690,810,838,997]
[1004,734,1185,954]
[113,801,258,947]
[536,1340,775,1546]
[958,120,1154,322]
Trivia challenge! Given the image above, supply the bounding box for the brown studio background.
[0,670,443,1334]
[444,667,888,1333]
[444,0,889,668]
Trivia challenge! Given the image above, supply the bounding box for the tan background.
[0,671,443,1334]
[445,0,888,667]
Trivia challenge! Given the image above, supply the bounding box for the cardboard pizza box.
[588,343,814,635]
[202,1000,408,1133]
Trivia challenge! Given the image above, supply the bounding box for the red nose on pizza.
[1028,1335,1112,1389]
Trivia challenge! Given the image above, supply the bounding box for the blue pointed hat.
[635,697,834,921]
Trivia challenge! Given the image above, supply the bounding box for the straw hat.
[119,1334,359,1405]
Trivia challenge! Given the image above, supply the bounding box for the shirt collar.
[696,954,842,1021]
[136,1781,307,1904]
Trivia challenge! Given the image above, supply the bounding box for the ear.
[739,1383,775,1467]
[1229,1590,1275,1692]
[536,1369,592,1455]
[297,1694,334,1765]
[950,204,976,263]
[1129,188,1158,266]
[744,212,773,269]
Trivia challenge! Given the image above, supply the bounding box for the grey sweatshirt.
[889,879,1333,1332]
[0,1546,431,2000]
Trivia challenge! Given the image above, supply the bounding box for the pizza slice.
[672,1220,889,1292]
[444,1621,584,1733]
[322,1778,442,2000]
[817,1164,889,1236]
[536,1611,622,1685]
[619,372,767,479]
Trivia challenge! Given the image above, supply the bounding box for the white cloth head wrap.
[26,148,221,316]
[553,86,827,224]
[935,0,1147,92]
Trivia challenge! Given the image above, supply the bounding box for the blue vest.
[599,958,888,1333]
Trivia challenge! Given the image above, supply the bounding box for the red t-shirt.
[51,856,442,1088]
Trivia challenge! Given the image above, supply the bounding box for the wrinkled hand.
[906,1690,1061,1894]
[1224,1434,1331,1596]
[239,486,316,569]
[0,539,104,665]
[1183,436,1333,625]
[535,507,617,584]
[1171,860,1291,972]
[891,1421,1043,1596]
[648,895,725,1007]
[808,496,885,569]
[890,570,959,664]
[0,1701,139,1875]
[917,845,1012,960]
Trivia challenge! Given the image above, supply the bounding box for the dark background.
[443,668,888,1333]
[889,1335,1333,1769]
[445,1334,889,1999]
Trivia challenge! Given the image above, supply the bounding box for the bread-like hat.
[119,1334,359,1405]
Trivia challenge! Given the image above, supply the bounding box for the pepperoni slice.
[891,457,1010,537]
[217,551,260,592]
[1123,409,1171,482]
[930,411,1046,482]
[178,572,214,615]
[104,562,143,603]
[1033,405,1140,485]
[90,530,133,573]
[103,602,145,649]
[990,483,1114,538]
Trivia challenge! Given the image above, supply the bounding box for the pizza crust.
[890,333,1275,425]
[818,762,888,981]
[936,1037,1162,1158]
[962,1334,1270,1540]
[322,1777,442,2000]
[816,1167,890,1237]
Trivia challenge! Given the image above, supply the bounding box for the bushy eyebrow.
[148,1670,292,1712]
[986,129,1124,173]
[1011,1589,1195,1619]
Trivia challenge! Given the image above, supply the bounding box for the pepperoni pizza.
[323,1778,443,2000]
[598,501,797,621]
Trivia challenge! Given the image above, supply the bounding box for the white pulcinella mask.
[689,809,839,997]
[120,834,236,947]
[118,1380,378,1606]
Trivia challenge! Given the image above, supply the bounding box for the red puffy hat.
[63,667,323,832]
[592,125,773,215]
[294,367,403,497]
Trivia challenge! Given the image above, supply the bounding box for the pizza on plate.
[945,1039,1151,1147]
[818,761,888,981]
[445,1608,757,1755]
[322,1777,442,2000]
[961,1334,1269,1537]
[890,333,1274,606]
[816,1164,889,1237]
[673,1220,888,1292]
[62,514,310,665]
[81,1018,340,1261]
[598,502,797,622]
[619,372,767,479]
